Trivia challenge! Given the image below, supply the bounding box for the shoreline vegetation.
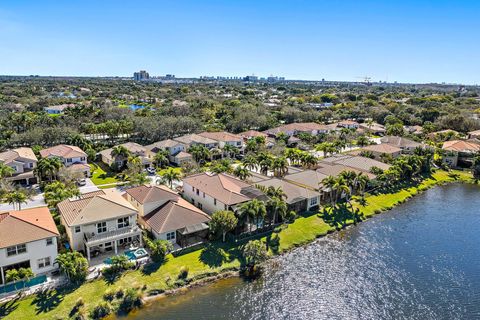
[1,169,474,320]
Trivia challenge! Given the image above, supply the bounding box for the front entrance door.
[104,242,113,252]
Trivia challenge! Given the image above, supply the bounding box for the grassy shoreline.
[1,170,473,319]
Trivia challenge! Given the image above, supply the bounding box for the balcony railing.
[83,225,141,245]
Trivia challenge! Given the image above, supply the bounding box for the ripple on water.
[125,184,480,320]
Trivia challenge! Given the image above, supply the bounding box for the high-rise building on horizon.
[133,70,150,81]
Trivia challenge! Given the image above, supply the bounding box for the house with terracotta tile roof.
[350,143,402,160]
[100,142,154,169]
[0,147,38,185]
[173,134,219,149]
[358,122,386,135]
[442,140,480,167]
[182,173,267,214]
[40,144,90,177]
[197,131,243,149]
[124,185,211,247]
[263,122,331,137]
[380,136,427,153]
[0,207,59,285]
[144,139,192,165]
[57,189,141,261]
[468,129,480,139]
[240,130,268,140]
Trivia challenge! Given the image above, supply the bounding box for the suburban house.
[124,185,211,248]
[255,178,321,213]
[351,143,402,160]
[380,136,426,153]
[43,104,74,115]
[0,147,38,185]
[100,142,154,168]
[358,122,386,136]
[468,129,480,140]
[40,144,90,177]
[197,131,243,149]
[0,207,59,286]
[442,140,480,167]
[173,134,219,150]
[145,139,192,165]
[319,154,391,174]
[263,122,331,137]
[240,130,268,140]
[336,120,360,129]
[182,172,267,215]
[58,189,142,261]
[404,125,423,135]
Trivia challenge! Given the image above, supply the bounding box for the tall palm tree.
[4,190,29,210]
[66,134,91,151]
[300,153,317,169]
[339,170,357,197]
[267,196,287,225]
[321,176,337,207]
[0,163,15,179]
[233,166,251,181]
[154,150,170,168]
[271,157,288,177]
[35,157,63,182]
[242,154,258,171]
[355,173,370,196]
[188,145,211,164]
[238,199,267,233]
[158,168,182,189]
[333,176,350,206]
[111,145,131,161]
[222,144,239,159]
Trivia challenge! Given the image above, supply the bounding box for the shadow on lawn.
[319,203,364,229]
[0,297,19,317]
[140,257,169,276]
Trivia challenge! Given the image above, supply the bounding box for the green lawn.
[1,169,473,319]
[89,163,121,186]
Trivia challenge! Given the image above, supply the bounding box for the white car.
[146,167,156,175]
[77,178,87,186]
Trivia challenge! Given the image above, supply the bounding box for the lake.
[125,183,480,320]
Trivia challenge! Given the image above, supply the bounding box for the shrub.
[103,290,115,301]
[178,266,189,280]
[115,288,125,299]
[119,288,143,313]
[90,302,111,319]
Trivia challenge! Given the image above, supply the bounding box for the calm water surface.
[126,183,480,320]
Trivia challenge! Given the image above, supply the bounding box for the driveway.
[79,178,99,194]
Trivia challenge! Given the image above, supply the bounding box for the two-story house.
[145,139,192,166]
[99,142,154,169]
[173,134,219,150]
[0,147,38,185]
[197,131,243,150]
[40,144,90,177]
[58,189,141,261]
[0,207,59,285]
[124,185,211,248]
[182,173,268,215]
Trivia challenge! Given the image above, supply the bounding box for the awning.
[178,223,209,235]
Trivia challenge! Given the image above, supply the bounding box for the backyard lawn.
[89,163,121,186]
[0,169,473,319]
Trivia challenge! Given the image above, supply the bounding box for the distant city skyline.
[1,0,479,84]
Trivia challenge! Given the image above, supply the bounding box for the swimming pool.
[0,275,47,294]
[104,248,149,264]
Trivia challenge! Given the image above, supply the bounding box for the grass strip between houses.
[0,170,473,320]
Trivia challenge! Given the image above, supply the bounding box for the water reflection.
[126,184,480,320]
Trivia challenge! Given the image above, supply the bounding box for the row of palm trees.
[321,170,370,207]
[242,150,317,178]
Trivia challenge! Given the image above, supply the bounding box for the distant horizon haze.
[0,0,479,85]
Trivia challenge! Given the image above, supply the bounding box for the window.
[67,158,73,163]
[74,226,81,233]
[224,204,228,210]
[6,244,27,257]
[29,162,34,168]
[118,217,129,229]
[198,203,203,210]
[203,192,205,198]
[214,198,217,206]
[97,222,107,234]
[46,238,53,246]
[166,232,175,240]
[38,257,51,269]
[192,186,195,192]
[80,157,86,161]
[310,197,318,206]
[196,189,199,196]
[191,199,195,205]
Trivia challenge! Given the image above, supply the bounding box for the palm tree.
[233,166,251,181]
[35,157,63,182]
[242,154,258,171]
[238,199,267,233]
[158,168,182,189]
[321,176,337,207]
[333,176,350,206]
[339,170,357,197]
[256,152,273,176]
[271,157,288,177]
[66,134,91,151]
[355,173,370,196]
[188,145,211,164]
[4,190,30,210]
[267,196,287,225]
[0,163,15,179]
[222,144,239,159]
[256,185,287,200]
[111,145,131,168]
[154,150,170,168]
[300,153,317,169]
[356,135,370,147]
[44,181,80,207]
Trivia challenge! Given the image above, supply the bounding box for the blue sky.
[0,0,479,84]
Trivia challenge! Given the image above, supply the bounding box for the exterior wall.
[168,145,185,155]
[152,230,177,245]
[125,194,169,217]
[63,156,87,167]
[443,152,458,167]
[65,214,135,251]
[307,195,320,210]
[182,182,228,215]
[0,237,58,276]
